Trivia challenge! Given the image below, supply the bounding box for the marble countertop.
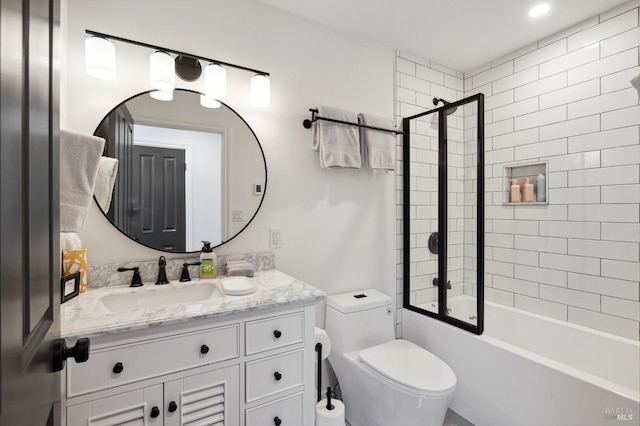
[61,270,325,340]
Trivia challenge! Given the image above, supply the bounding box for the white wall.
[467,1,640,340]
[398,0,640,341]
[62,0,397,326]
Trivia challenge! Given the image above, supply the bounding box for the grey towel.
[311,106,361,168]
[358,113,397,171]
[60,130,105,232]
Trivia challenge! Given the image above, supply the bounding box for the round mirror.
[94,89,267,253]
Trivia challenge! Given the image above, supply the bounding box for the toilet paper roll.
[316,398,345,426]
[314,327,332,360]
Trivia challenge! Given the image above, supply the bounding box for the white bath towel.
[311,106,361,168]
[94,156,119,212]
[60,130,105,232]
[358,113,397,171]
[60,232,82,250]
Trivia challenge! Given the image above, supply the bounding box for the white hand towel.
[311,106,361,168]
[60,232,82,250]
[94,157,119,212]
[60,130,105,232]
[358,113,397,170]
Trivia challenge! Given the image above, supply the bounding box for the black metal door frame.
[402,93,485,335]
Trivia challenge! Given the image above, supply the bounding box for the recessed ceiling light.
[529,4,551,18]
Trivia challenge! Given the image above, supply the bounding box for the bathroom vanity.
[60,270,325,426]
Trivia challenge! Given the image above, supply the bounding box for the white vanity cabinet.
[63,304,317,426]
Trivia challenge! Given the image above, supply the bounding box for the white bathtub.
[406,296,640,426]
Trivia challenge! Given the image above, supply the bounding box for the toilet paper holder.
[315,342,324,403]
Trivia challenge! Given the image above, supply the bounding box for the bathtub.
[404,296,640,426]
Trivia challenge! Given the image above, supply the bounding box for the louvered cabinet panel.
[165,365,240,426]
[67,385,163,426]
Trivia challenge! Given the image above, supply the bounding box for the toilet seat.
[359,339,456,397]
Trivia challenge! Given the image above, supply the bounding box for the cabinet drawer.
[246,392,303,426]
[67,324,239,397]
[245,349,303,402]
[245,312,304,355]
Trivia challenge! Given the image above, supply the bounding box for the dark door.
[0,0,61,424]
[95,105,134,233]
[131,145,186,252]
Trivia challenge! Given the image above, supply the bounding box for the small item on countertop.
[221,276,256,296]
[226,260,255,277]
[200,241,217,279]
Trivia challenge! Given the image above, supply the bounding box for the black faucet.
[117,266,143,287]
[180,262,201,282]
[155,256,169,285]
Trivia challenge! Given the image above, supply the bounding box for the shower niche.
[402,94,485,335]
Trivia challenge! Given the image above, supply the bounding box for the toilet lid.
[359,339,456,397]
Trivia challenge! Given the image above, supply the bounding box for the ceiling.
[256,0,631,72]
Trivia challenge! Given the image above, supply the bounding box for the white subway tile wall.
[396,1,640,340]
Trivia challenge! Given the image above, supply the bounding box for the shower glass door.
[403,93,484,334]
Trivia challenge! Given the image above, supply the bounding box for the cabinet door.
[67,384,163,426]
[164,365,240,426]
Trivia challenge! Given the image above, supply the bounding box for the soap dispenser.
[522,178,534,202]
[200,241,217,279]
[510,178,521,203]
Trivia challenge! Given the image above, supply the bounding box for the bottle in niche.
[510,178,521,203]
[522,178,534,202]
[536,173,546,202]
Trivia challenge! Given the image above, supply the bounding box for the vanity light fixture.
[250,74,271,108]
[204,63,227,100]
[149,51,175,92]
[149,90,173,101]
[85,36,117,80]
[200,95,221,109]
[84,30,271,107]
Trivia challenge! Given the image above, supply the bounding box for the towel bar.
[303,108,403,135]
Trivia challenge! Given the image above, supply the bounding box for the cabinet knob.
[112,362,124,374]
[150,406,160,418]
[200,344,209,354]
[274,371,282,381]
[274,417,282,426]
[273,329,282,339]
[168,401,177,413]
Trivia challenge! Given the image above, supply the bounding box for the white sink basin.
[100,283,224,313]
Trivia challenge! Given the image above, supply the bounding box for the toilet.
[325,289,456,426]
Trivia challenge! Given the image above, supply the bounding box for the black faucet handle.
[179,262,201,282]
[155,256,169,285]
[118,266,143,287]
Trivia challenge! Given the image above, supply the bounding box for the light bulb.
[200,95,221,108]
[529,4,550,18]
[204,64,227,100]
[149,51,175,91]
[149,90,173,101]
[250,74,270,107]
[85,37,116,80]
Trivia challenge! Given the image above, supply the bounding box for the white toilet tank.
[325,289,395,356]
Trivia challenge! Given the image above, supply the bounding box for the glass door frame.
[402,93,485,335]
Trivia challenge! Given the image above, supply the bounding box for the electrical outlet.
[270,229,282,248]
